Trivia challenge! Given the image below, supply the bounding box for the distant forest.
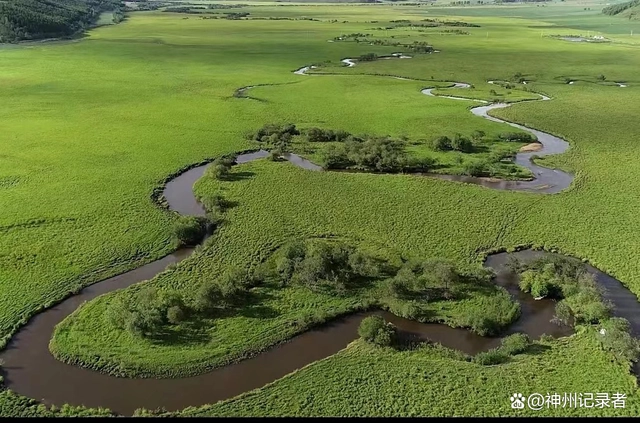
[602,0,640,15]
[0,0,121,42]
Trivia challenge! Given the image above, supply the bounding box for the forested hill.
[0,0,121,43]
[602,0,640,17]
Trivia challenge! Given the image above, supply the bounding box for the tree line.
[0,0,120,43]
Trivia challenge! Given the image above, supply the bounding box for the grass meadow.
[2,1,640,416]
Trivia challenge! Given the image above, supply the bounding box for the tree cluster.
[304,127,351,143]
[108,266,259,338]
[430,134,474,153]
[276,241,380,292]
[252,123,300,145]
[358,52,378,61]
[206,156,236,181]
[322,135,437,173]
[388,259,491,303]
[515,256,612,325]
[107,288,189,338]
[0,0,119,42]
[497,132,536,143]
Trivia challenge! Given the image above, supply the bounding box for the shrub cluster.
[358,315,397,346]
[305,127,351,143]
[516,256,612,325]
[386,259,517,335]
[332,34,434,54]
[358,52,378,61]
[598,318,640,363]
[107,265,261,338]
[276,241,380,292]
[322,136,437,173]
[253,123,300,145]
[388,259,467,302]
[430,134,473,153]
[172,216,212,247]
[498,132,536,143]
[193,267,254,314]
[206,156,236,181]
[107,288,189,338]
[473,333,531,365]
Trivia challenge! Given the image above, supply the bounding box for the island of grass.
[250,122,538,180]
[50,232,520,378]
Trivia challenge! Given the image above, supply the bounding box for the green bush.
[217,267,252,306]
[276,240,382,291]
[166,305,186,324]
[193,280,223,314]
[321,144,351,170]
[451,134,473,152]
[500,333,530,355]
[276,240,307,285]
[518,266,561,299]
[473,348,509,365]
[358,315,396,346]
[268,149,283,161]
[172,216,211,247]
[358,52,378,61]
[346,136,408,172]
[206,156,235,180]
[209,163,230,180]
[553,300,572,326]
[305,127,351,143]
[518,257,611,325]
[462,160,488,177]
[193,267,252,313]
[465,313,499,337]
[498,132,535,143]
[598,318,640,362]
[253,123,299,143]
[431,135,452,151]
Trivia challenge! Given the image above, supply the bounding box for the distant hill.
[0,0,121,43]
[602,0,640,19]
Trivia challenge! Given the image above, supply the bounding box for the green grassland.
[166,333,640,417]
[2,1,640,416]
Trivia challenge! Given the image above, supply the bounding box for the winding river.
[293,60,573,193]
[0,59,633,415]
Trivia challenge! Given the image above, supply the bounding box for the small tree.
[194,279,223,314]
